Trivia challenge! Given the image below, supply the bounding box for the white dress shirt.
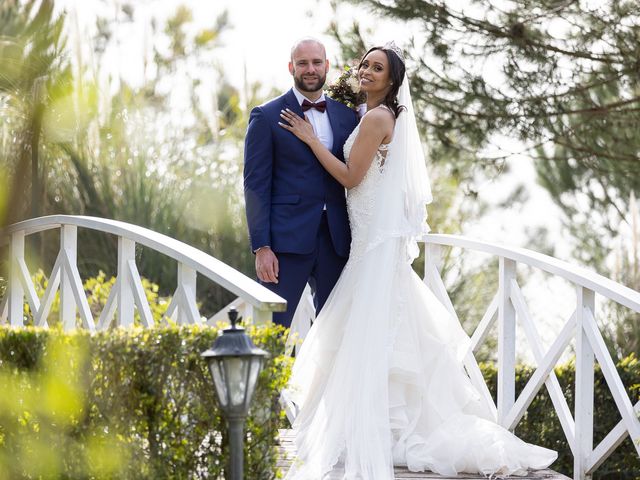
[292,88,334,152]
[293,88,334,212]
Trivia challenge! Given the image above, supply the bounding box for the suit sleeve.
[244,107,273,252]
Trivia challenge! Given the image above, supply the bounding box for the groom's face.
[289,42,329,93]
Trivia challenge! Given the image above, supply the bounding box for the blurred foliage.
[0,0,70,227]
[0,324,636,478]
[481,354,640,479]
[0,1,273,314]
[330,0,640,206]
[601,194,640,359]
[0,333,128,479]
[0,323,292,479]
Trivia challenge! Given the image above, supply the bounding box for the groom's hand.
[256,247,279,283]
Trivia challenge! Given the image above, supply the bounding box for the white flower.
[347,76,360,93]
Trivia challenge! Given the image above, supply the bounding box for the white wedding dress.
[285,87,557,480]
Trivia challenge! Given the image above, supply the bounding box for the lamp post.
[201,307,268,480]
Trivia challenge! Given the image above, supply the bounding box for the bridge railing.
[1,218,638,479]
[423,234,640,480]
[0,215,286,331]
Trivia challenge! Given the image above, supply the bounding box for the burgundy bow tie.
[301,99,327,113]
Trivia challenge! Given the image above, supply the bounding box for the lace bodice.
[343,123,390,261]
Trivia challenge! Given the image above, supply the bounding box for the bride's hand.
[279,109,317,145]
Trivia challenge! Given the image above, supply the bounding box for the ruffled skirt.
[285,238,557,479]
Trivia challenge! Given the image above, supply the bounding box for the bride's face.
[358,50,391,96]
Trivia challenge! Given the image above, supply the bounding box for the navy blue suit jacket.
[244,89,359,257]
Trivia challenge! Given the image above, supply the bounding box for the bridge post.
[252,308,272,325]
[497,257,516,427]
[60,225,78,331]
[425,243,444,279]
[117,237,136,327]
[8,232,25,327]
[178,263,198,324]
[574,287,595,480]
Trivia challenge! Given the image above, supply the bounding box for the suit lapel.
[284,89,304,117]
[325,98,344,156]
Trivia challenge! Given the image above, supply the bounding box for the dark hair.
[358,46,406,118]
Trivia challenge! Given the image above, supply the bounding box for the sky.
[51,0,579,359]
[57,0,412,91]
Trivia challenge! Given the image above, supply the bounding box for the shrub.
[1,323,636,479]
[0,324,292,479]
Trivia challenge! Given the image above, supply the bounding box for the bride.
[278,43,557,479]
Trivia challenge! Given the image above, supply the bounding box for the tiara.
[384,41,405,62]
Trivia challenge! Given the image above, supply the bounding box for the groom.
[243,38,359,328]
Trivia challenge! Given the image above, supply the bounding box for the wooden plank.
[97,277,119,330]
[497,257,516,427]
[17,257,40,315]
[34,251,63,328]
[277,430,571,479]
[177,263,198,325]
[60,225,78,331]
[62,249,96,332]
[574,287,596,478]
[117,237,135,327]
[127,260,155,328]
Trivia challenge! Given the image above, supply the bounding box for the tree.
[1,2,276,315]
[329,0,640,352]
[0,0,70,228]
[329,0,639,251]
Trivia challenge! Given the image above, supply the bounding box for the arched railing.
[423,234,640,480]
[0,215,286,331]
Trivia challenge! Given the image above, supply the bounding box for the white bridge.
[1,215,639,479]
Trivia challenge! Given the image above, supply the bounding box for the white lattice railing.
[235,232,639,479]
[0,215,286,330]
[422,234,640,480]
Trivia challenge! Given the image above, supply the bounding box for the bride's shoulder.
[359,106,395,135]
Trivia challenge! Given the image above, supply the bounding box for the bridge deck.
[277,430,570,480]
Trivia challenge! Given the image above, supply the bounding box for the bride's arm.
[279,108,393,189]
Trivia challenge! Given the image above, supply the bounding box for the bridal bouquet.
[326,66,365,111]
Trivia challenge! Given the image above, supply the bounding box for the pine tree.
[330,0,640,353]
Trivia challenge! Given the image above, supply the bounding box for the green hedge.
[481,356,640,479]
[0,324,292,479]
[0,326,637,479]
